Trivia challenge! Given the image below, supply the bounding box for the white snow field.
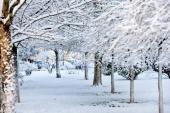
[16,69,170,113]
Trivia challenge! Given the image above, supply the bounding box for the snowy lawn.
[16,69,170,113]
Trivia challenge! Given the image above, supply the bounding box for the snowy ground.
[16,69,170,113]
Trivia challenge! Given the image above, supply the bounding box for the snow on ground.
[16,69,170,113]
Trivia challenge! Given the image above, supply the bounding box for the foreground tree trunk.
[93,52,102,86]
[13,45,20,103]
[129,66,135,103]
[0,69,3,112]
[0,23,15,113]
[54,49,61,78]
[84,52,88,80]
[0,0,26,112]
[111,54,115,93]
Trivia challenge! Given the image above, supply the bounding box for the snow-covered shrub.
[25,69,32,76]
[47,64,55,74]
[34,61,43,69]
[117,65,146,80]
[68,59,84,70]
[75,65,83,69]
[162,67,170,79]
[19,61,37,76]
[152,63,170,79]
[102,62,112,76]
[117,66,129,79]
[59,61,75,70]
[102,62,117,76]
[161,64,170,79]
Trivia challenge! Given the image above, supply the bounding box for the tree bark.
[111,53,115,93]
[12,45,20,103]
[0,23,15,113]
[93,52,102,86]
[54,49,61,78]
[84,52,88,80]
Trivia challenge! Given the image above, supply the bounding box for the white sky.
[0,0,3,16]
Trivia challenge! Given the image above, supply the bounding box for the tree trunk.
[0,23,15,113]
[84,52,88,80]
[129,66,135,103]
[130,79,134,103]
[111,54,115,93]
[158,60,164,113]
[0,70,3,112]
[93,52,102,86]
[12,45,20,103]
[54,49,61,78]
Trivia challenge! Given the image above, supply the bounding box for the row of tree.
[0,0,169,113]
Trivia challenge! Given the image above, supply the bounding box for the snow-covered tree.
[0,0,26,113]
